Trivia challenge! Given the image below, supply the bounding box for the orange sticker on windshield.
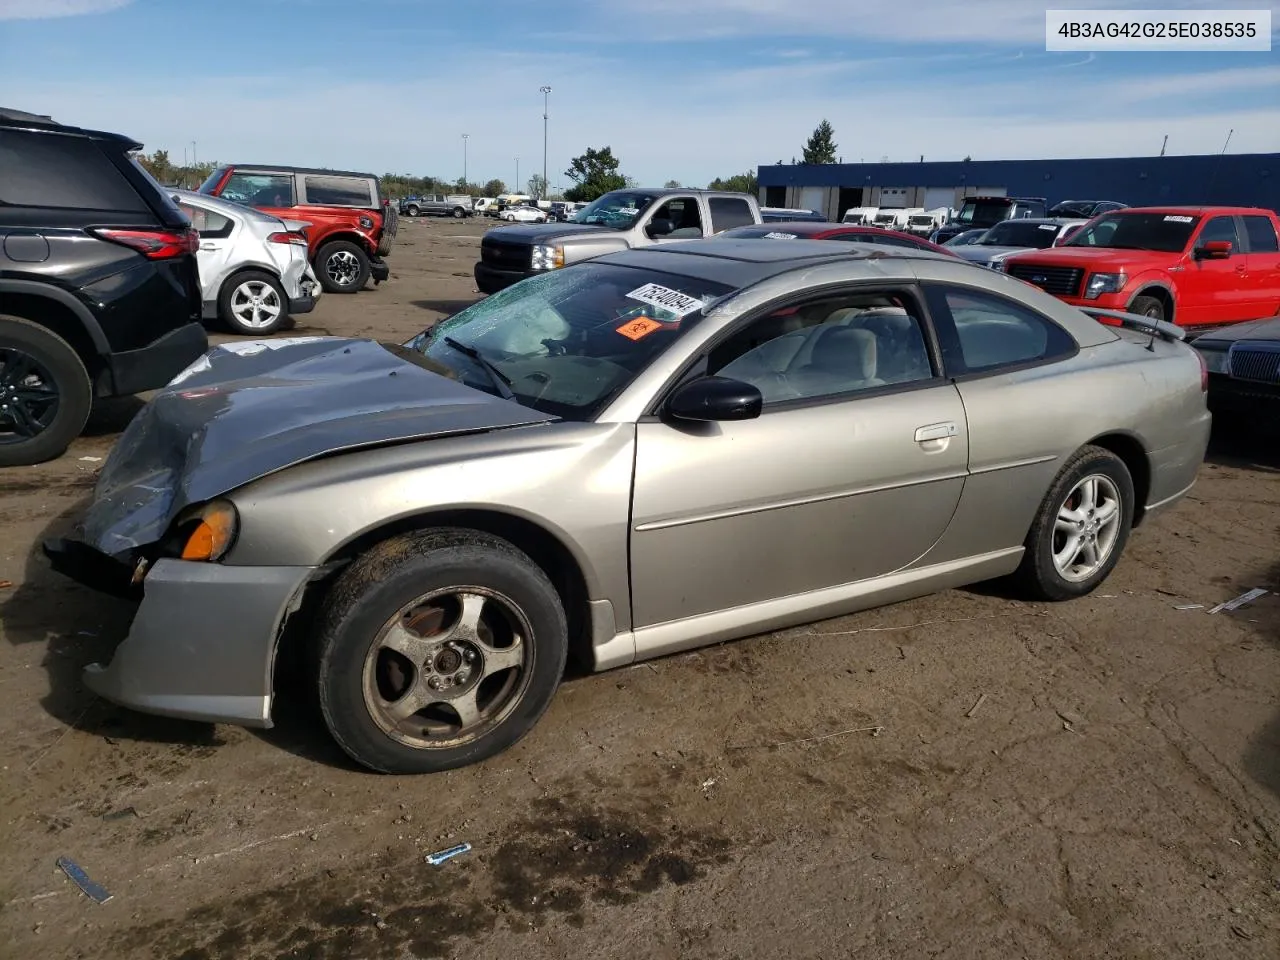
[616,317,663,341]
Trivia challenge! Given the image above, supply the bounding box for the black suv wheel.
[0,316,92,467]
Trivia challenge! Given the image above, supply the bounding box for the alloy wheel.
[229,280,283,330]
[326,250,362,287]
[0,347,60,445]
[362,587,532,749]
[1052,474,1123,582]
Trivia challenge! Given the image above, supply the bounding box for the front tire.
[452,206,466,219]
[1129,295,1165,322]
[316,240,371,294]
[1015,445,1134,601]
[405,204,420,217]
[314,529,568,774]
[0,315,92,467]
[217,270,289,335]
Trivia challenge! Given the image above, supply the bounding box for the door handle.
[200,242,218,251]
[915,422,957,443]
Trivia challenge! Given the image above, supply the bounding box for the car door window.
[924,285,1076,375]
[648,197,702,237]
[1242,215,1279,253]
[1196,216,1240,251]
[220,173,295,208]
[705,291,937,405]
[177,202,233,239]
[303,175,374,207]
[708,197,755,233]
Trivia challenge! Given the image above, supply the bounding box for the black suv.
[931,195,1048,244]
[0,108,207,466]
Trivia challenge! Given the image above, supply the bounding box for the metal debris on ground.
[701,777,717,790]
[78,456,103,462]
[754,724,885,748]
[1208,588,1268,615]
[1174,603,1204,610]
[55,857,112,904]
[0,579,12,589]
[425,842,471,866]
[965,694,988,719]
[101,806,138,822]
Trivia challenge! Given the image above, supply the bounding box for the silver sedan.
[47,240,1211,773]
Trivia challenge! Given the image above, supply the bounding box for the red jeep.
[1001,206,1280,331]
[200,164,397,294]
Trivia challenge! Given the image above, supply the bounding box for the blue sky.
[1,0,1277,190]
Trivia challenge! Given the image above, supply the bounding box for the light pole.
[539,85,552,199]
[515,157,520,192]
[191,140,197,167]
[461,134,469,188]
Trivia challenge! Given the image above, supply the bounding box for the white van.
[841,206,879,225]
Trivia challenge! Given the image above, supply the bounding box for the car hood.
[950,244,1031,263]
[1003,246,1179,269]
[1193,315,1280,345]
[75,336,558,558]
[486,223,612,244]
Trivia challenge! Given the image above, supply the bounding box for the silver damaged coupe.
[46,239,1212,773]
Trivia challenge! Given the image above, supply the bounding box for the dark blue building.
[757,153,1280,221]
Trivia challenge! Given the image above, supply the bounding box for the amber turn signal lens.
[179,501,238,561]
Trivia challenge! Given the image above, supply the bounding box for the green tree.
[708,170,759,194]
[802,120,837,164]
[527,174,548,199]
[482,178,506,197]
[663,179,682,189]
[563,146,627,202]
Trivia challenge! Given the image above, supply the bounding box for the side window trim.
[922,281,1079,381]
[1240,214,1280,254]
[642,282,947,419]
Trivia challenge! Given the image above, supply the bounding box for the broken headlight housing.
[531,244,564,271]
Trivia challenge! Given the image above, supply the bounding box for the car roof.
[593,238,948,287]
[1113,205,1272,216]
[725,221,852,237]
[964,195,1047,202]
[218,163,379,180]
[0,106,141,148]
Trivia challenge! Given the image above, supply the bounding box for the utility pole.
[461,134,469,187]
[515,157,520,192]
[1159,134,1168,157]
[540,85,552,199]
[191,140,197,166]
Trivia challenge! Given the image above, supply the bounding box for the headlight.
[1197,347,1230,376]
[176,499,239,561]
[531,244,564,270]
[358,216,375,230]
[1084,272,1127,299]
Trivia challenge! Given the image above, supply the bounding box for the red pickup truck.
[1001,206,1280,331]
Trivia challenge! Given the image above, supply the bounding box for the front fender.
[1123,271,1179,308]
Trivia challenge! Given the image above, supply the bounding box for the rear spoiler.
[1080,307,1186,342]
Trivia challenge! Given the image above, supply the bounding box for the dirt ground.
[1,217,1278,960]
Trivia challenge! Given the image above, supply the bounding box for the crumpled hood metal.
[80,336,557,557]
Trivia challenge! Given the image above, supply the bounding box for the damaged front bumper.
[46,543,313,727]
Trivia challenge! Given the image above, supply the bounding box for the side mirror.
[1195,239,1232,260]
[666,376,763,422]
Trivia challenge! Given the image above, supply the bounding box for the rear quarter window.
[924,284,1076,375]
[304,176,375,207]
[708,197,756,232]
[0,130,147,211]
[1242,215,1279,253]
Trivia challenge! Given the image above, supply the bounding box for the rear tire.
[1015,445,1134,601]
[405,204,420,217]
[0,315,92,467]
[314,529,567,774]
[316,240,371,294]
[1129,295,1165,322]
[452,206,466,219]
[217,270,290,335]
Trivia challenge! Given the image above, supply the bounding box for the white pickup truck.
[475,187,762,293]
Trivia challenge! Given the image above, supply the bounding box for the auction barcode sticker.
[1046,9,1271,51]
[626,283,705,317]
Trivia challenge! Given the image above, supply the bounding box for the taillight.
[93,227,199,259]
[268,231,309,246]
[1194,348,1208,392]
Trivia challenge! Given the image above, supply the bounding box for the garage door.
[799,187,826,213]
[878,187,908,208]
[922,187,955,210]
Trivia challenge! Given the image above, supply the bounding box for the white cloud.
[597,0,1280,43]
[0,0,132,19]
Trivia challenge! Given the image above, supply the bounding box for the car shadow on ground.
[0,497,227,750]
[411,299,476,318]
[1241,559,1280,803]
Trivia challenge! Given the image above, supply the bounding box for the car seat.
[794,326,882,396]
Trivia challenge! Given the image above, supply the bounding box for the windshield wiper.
[442,336,516,401]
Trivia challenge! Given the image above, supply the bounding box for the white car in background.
[171,189,321,335]
[502,204,549,223]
